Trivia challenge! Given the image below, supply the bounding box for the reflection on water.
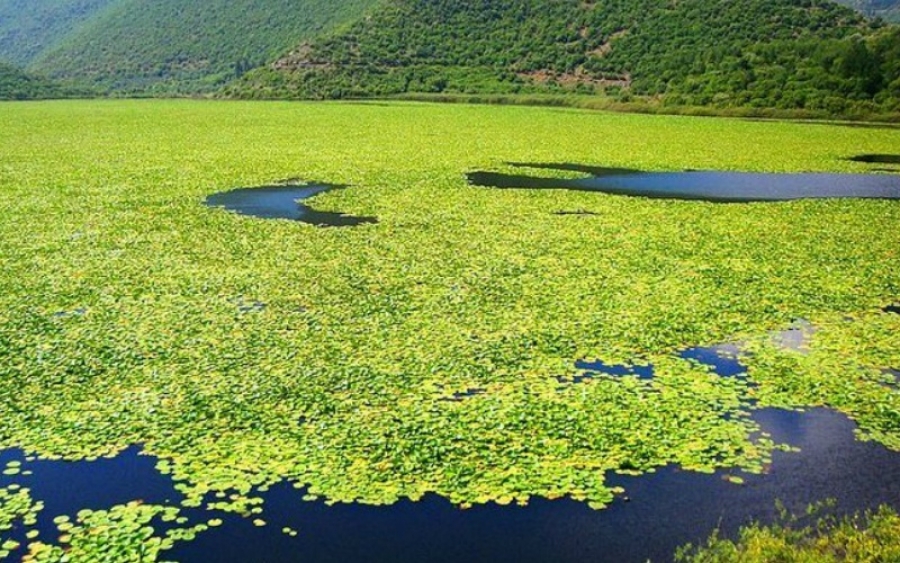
[468,163,900,202]
[570,319,813,383]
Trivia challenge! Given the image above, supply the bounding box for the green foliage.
[0,99,898,552]
[677,504,900,562]
[232,0,900,117]
[0,62,89,100]
[24,502,207,562]
[0,485,41,558]
[0,0,119,66]
[742,311,900,450]
[8,0,379,94]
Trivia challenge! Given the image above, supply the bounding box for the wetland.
[1,100,898,561]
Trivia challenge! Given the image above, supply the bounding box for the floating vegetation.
[24,503,208,562]
[0,486,41,559]
[741,311,900,450]
[676,503,900,563]
[1,100,899,559]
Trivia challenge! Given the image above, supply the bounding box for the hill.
[2,0,379,93]
[835,0,900,22]
[0,0,118,67]
[0,62,89,99]
[230,0,900,117]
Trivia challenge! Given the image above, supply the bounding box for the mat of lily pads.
[0,100,898,559]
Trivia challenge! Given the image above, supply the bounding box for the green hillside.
[835,0,900,22]
[23,0,380,93]
[0,0,118,66]
[0,62,88,99]
[231,0,900,117]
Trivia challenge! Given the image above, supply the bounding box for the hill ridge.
[228,0,900,117]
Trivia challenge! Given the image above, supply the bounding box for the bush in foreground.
[677,504,900,563]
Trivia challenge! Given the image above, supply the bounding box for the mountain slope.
[230,0,899,115]
[25,0,380,93]
[0,62,88,99]
[0,0,119,66]
[834,0,900,22]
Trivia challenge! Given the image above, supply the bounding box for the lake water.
[468,163,900,202]
[3,406,898,563]
[204,184,376,226]
[4,315,899,562]
[11,176,899,560]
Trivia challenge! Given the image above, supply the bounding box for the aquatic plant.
[676,503,900,562]
[24,503,206,563]
[0,100,898,557]
[0,486,41,559]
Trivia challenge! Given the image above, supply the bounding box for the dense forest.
[0,0,118,67]
[0,0,380,93]
[230,0,900,117]
[0,62,87,99]
[0,0,899,116]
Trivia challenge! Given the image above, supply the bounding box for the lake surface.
[204,184,376,226]
[4,313,900,562]
[4,407,898,563]
[468,163,900,202]
[171,408,900,563]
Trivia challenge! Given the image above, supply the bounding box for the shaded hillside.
[231,0,900,116]
[0,0,118,66]
[835,0,900,21]
[0,62,89,99]
[25,0,380,93]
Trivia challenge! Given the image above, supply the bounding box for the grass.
[0,99,898,558]
[677,504,900,563]
[393,92,900,124]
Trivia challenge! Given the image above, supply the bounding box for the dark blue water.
[4,313,899,561]
[204,184,377,226]
[165,408,900,563]
[3,413,899,562]
[569,319,819,388]
[0,446,182,559]
[468,163,900,202]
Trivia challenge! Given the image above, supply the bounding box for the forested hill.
[231,0,900,117]
[0,63,88,99]
[0,0,118,67]
[0,0,380,93]
[835,0,900,22]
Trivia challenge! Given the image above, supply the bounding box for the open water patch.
[468,163,900,202]
[164,409,900,563]
[3,408,900,562]
[565,319,816,389]
[204,183,377,227]
[0,447,184,560]
[3,314,898,561]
